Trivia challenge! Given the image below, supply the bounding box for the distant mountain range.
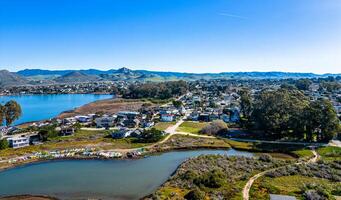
[0,68,340,88]
[0,70,29,87]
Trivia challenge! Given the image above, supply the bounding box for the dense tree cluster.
[240,88,340,142]
[0,100,22,126]
[123,80,188,99]
[295,78,312,91]
[134,128,163,143]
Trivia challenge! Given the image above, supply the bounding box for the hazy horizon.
[1,0,341,74]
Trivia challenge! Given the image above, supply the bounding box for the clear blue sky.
[0,0,340,74]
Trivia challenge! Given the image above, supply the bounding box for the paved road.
[242,149,319,200]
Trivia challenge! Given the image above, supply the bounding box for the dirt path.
[242,149,319,200]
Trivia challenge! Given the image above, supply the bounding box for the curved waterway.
[0,94,112,125]
[0,149,253,200]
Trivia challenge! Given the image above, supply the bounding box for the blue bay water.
[0,94,112,125]
[0,149,253,200]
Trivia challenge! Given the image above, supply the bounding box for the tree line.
[122,80,188,99]
[239,88,340,142]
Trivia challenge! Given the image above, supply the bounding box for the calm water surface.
[0,149,253,200]
[0,94,112,125]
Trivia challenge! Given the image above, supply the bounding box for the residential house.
[59,126,75,136]
[6,135,30,148]
[111,128,132,139]
[95,116,116,128]
[161,113,175,122]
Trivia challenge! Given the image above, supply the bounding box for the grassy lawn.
[291,148,314,158]
[176,121,209,134]
[250,175,340,200]
[154,122,176,131]
[317,146,341,161]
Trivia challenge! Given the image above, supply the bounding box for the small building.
[141,120,155,128]
[75,115,92,123]
[161,114,175,122]
[198,113,210,122]
[270,194,296,200]
[111,128,132,139]
[95,116,116,128]
[59,127,75,136]
[7,135,30,148]
[117,111,140,120]
[123,119,140,128]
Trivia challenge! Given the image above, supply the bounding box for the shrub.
[134,128,163,143]
[301,183,335,200]
[194,169,226,188]
[184,188,205,200]
[259,154,273,162]
[199,120,228,135]
[0,139,9,150]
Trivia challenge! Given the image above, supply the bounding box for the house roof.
[270,194,296,200]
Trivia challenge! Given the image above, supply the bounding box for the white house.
[6,135,30,148]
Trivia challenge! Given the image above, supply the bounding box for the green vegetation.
[250,175,341,200]
[238,88,252,127]
[177,121,208,134]
[172,100,183,108]
[123,80,188,99]
[184,188,205,200]
[242,88,340,142]
[155,135,231,150]
[199,120,228,135]
[154,122,176,131]
[133,128,164,143]
[146,155,289,200]
[38,125,59,141]
[0,139,9,150]
[292,149,314,158]
[0,100,22,126]
[317,146,341,161]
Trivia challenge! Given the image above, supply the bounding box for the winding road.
[242,149,320,200]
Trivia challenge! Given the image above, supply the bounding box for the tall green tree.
[295,78,312,91]
[238,89,252,120]
[303,99,340,142]
[4,100,22,126]
[251,89,309,138]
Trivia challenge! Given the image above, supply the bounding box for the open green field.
[176,121,209,134]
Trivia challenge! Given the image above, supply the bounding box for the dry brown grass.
[58,98,152,118]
